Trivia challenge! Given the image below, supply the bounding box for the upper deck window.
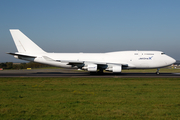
[144,53,154,55]
[134,53,138,55]
[161,53,165,55]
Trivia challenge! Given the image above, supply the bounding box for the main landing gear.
[156,68,160,75]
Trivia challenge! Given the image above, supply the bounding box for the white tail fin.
[9,29,46,53]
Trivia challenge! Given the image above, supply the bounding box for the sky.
[0,0,180,62]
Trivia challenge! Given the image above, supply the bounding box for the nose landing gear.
[156,68,160,74]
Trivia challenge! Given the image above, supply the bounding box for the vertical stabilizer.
[9,29,46,53]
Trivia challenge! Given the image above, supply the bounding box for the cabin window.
[134,53,138,55]
[161,53,165,55]
[144,53,154,55]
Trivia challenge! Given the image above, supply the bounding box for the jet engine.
[106,65,122,73]
[82,64,97,72]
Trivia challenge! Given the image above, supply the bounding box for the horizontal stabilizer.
[7,52,36,58]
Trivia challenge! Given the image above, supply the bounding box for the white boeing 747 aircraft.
[7,29,176,74]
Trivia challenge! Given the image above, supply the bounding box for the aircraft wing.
[58,60,128,67]
[67,61,128,72]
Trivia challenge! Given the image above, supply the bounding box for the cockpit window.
[161,53,165,55]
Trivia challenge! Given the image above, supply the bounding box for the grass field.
[0,77,180,120]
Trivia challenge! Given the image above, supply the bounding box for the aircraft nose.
[166,56,176,65]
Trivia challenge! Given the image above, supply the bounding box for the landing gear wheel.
[97,69,104,74]
[156,72,160,75]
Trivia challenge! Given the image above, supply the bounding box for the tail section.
[9,29,46,53]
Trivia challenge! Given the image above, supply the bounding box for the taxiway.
[0,69,180,77]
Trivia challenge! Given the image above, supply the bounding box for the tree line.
[0,62,52,69]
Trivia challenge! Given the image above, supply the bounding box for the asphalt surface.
[0,69,180,77]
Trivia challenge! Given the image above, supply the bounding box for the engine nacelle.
[112,65,122,73]
[106,65,122,73]
[82,64,97,72]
